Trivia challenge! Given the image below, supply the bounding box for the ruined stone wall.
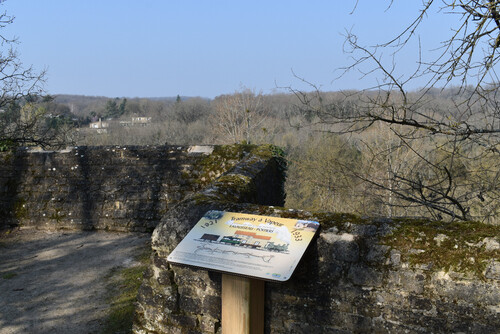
[0,145,283,232]
[1,143,498,333]
[265,215,500,333]
[134,180,500,333]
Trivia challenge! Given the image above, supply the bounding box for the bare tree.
[210,88,267,144]
[0,2,66,150]
[289,1,500,222]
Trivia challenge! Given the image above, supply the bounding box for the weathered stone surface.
[0,146,201,231]
[322,232,360,262]
[2,144,499,334]
[483,237,500,251]
[131,145,286,333]
[0,145,285,232]
[133,151,499,334]
[348,264,383,287]
[485,260,500,280]
[137,205,500,334]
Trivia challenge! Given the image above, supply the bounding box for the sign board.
[167,211,320,282]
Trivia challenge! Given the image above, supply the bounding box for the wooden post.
[222,274,265,334]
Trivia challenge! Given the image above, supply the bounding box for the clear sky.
[3,1,458,98]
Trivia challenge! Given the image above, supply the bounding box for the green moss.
[190,174,257,206]
[277,210,369,231]
[254,208,499,280]
[2,272,17,279]
[286,211,499,279]
[383,219,500,279]
[311,212,370,229]
[248,144,283,159]
[0,139,16,152]
[13,197,28,220]
[186,144,284,190]
[101,245,151,334]
[49,209,66,222]
[217,174,254,190]
[186,144,251,188]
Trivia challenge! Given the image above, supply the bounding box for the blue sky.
[3,1,457,98]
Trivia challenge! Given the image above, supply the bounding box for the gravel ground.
[0,229,150,334]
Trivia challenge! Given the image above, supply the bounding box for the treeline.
[4,88,498,224]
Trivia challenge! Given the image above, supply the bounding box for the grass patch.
[2,272,17,279]
[101,244,150,334]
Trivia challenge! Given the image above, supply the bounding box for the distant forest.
[3,87,499,224]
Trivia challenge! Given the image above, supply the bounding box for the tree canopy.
[288,1,500,222]
[0,1,72,150]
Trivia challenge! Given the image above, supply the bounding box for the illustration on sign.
[167,211,320,281]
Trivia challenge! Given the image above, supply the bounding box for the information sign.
[167,211,320,281]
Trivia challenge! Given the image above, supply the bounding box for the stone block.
[348,264,383,287]
[198,315,220,333]
[200,294,221,319]
[350,224,378,237]
[432,274,500,305]
[168,313,198,329]
[485,260,500,280]
[365,244,390,263]
[321,232,360,262]
[408,295,433,311]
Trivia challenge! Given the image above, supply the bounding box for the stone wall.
[265,215,500,333]
[2,143,498,333]
[134,188,500,332]
[0,144,284,232]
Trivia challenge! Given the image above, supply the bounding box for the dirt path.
[0,229,150,334]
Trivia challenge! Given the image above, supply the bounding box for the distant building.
[89,118,109,133]
[89,118,109,129]
[120,116,152,127]
[132,116,152,124]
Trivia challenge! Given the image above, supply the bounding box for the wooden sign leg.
[222,274,264,334]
